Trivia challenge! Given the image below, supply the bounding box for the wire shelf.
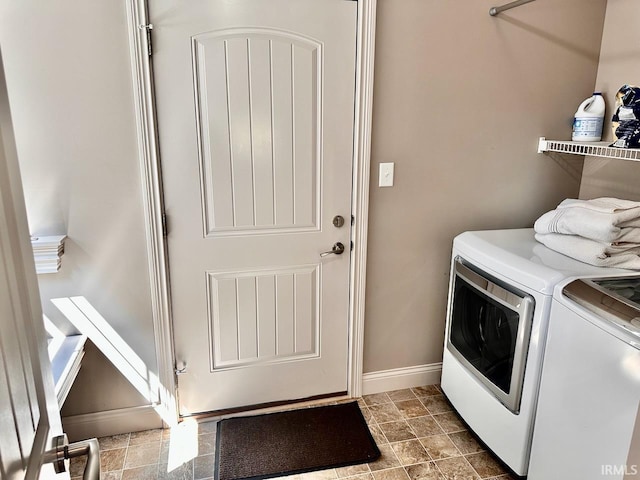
[538,137,640,162]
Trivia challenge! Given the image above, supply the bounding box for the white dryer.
[440,228,627,476]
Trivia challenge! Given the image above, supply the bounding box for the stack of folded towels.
[534,197,640,270]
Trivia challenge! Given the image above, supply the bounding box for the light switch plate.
[379,162,394,187]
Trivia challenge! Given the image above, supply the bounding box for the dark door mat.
[214,401,380,480]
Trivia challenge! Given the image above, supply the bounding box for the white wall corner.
[62,405,163,441]
[362,363,442,395]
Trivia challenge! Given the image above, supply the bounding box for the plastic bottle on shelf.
[572,92,605,142]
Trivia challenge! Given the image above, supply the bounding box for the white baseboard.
[62,404,163,441]
[62,365,442,439]
[362,363,442,395]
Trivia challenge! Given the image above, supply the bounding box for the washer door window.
[447,258,534,413]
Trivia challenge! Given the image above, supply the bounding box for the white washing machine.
[528,275,640,479]
[440,229,627,476]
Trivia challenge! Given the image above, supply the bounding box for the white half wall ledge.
[361,363,442,395]
[62,405,163,442]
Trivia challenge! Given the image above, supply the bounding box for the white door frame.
[125,0,377,425]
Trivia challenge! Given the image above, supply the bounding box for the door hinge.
[351,215,355,226]
[139,23,153,56]
[161,212,168,237]
[175,361,187,376]
[350,241,354,251]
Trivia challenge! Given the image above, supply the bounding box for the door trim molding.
[125,0,177,426]
[349,0,377,399]
[125,0,377,421]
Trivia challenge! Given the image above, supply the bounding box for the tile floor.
[70,385,517,480]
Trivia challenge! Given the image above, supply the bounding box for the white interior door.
[150,0,358,414]
[0,52,64,480]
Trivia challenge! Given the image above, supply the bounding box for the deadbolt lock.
[332,215,345,228]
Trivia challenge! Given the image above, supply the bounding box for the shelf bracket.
[538,137,548,154]
[490,0,536,16]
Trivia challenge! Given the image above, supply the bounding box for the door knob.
[320,242,345,257]
[44,434,101,480]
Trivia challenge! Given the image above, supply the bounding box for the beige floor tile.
[343,474,373,480]
[379,421,417,442]
[387,389,417,402]
[363,393,392,406]
[157,460,194,480]
[121,464,158,480]
[405,462,445,480]
[101,472,123,480]
[389,440,431,466]
[98,434,130,451]
[447,431,484,455]
[406,416,444,438]
[336,463,370,477]
[159,441,170,465]
[464,453,507,479]
[69,457,87,477]
[129,429,163,446]
[193,453,215,480]
[369,403,403,424]
[197,421,217,435]
[419,396,452,415]
[418,435,460,460]
[368,424,389,445]
[298,469,338,480]
[410,386,440,397]
[124,443,161,469]
[434,457,479,480]
[371,467,409,480]
[394,400,429,419]
[101,448,127,472]
[197,432,216,456]
[79,385,512,480]
[361,406,374,424]
[368,445,401,472]
[431,413,466,434]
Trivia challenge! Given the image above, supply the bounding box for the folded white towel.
[557,197,640,213]
[534,197,640,243]
[534,233,640,270]
[535,208,640,243]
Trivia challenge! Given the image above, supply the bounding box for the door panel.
[194,29,321,234]
[150,0,357,414]
[208,266,319,369]
[0,50,63,480]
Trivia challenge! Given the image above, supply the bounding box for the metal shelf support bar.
[490,0,536,16]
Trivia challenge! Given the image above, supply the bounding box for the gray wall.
[580,0,640,201]
[0,2,156,416]
[363,0,607,373]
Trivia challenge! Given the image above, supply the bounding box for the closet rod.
[489,0,535,16]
